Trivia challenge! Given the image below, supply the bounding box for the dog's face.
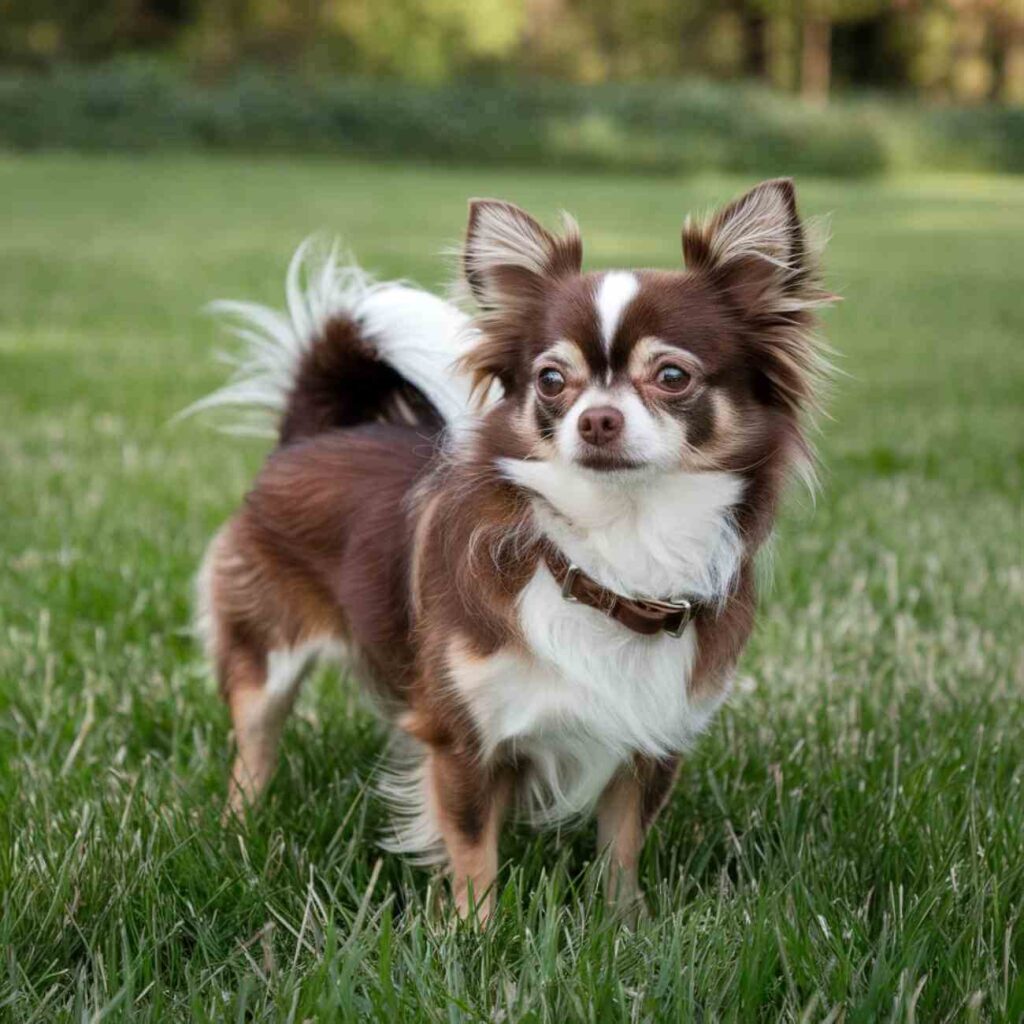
[511,268,753,474]
[461,180,830,476]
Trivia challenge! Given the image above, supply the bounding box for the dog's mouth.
[575,450,648,472]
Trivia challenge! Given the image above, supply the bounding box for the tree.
[999,1,1024,103]
[799,0,889,103]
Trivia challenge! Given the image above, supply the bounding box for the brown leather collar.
[543,547,704,638]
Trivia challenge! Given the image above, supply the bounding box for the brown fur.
[429,752,513,921]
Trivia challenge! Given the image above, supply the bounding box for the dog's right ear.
[460,200,582,396]
[463,199,582,311]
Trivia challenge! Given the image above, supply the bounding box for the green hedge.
[0,61,1021,177]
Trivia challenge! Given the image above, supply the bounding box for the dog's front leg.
[597,755,679,916]
[427,747,512,923]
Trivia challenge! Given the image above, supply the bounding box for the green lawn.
[1,154,1022,1022]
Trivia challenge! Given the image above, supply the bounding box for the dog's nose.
[578,405,624,447]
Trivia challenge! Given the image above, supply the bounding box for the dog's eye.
[536,368,565,398]
[655,364,692,393]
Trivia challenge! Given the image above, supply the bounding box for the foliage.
[1,62,1022,176]
[1,0,1022,104]
[1,154,1022,1021]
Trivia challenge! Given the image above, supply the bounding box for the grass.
[0,153,1021,1022]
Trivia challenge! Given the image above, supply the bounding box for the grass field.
[1,154,1022,1022]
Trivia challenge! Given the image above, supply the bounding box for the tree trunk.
[765,11,799,91]
[745,12,767,81]
[522,0,565,69]
[999,18,1024,106]
[800,15,831,105]
[951,10,993,103]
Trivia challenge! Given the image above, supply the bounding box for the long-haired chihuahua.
[190,179,834,920]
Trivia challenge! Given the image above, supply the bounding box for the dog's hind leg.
[223,642,311,817]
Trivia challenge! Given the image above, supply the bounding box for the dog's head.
[460,179,834,477]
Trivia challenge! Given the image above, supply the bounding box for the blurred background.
[0,0,1021,176]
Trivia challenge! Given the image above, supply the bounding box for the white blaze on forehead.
[595,272,639,350]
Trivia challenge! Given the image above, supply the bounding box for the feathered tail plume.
[179,238,481,443]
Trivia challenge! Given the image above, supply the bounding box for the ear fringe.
[683,180,828,284]
[465,200,555,283]
[708,183,797,271]
[457,201,583,398]
[683,180,838,422]
[455,305,529,402]
[463,200,581,309]
[757,322,838,422]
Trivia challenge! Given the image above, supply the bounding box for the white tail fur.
[179,237,481,436]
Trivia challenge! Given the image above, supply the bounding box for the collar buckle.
[560,564,582,603]
[638,596,694,638]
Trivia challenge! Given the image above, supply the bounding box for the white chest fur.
[498,460,744,599]
[450,463,745,825]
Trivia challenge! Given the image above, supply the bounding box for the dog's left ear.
[683,178,825,314]
[463,199,582,311]
[684,179,835,413]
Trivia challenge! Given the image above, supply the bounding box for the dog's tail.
[180,238,479,444]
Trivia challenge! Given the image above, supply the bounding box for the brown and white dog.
[191,179,834,920]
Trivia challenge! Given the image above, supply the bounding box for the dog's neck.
[498,457,745,603]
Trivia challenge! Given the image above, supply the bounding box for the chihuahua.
[191,179,834,919]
